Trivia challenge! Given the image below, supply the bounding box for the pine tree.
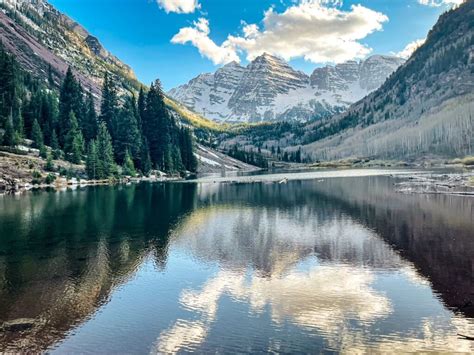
[86,140,99,180]
[39,91,58,145]
[0,47,18,123]
[96,121,116,179]
[31,119,44,149]
[115,95,141,164]
[99,73,119,140]
[139,138,152,176]
[137,86,146,129]
[58,67,84,148]
[122,149,136,176]
[143,80,175,171]
[64,111,84,164]
[2,115,17,147]
[50,129,61,159]
[83,91,98,142]
[45,152,55,172]
[170,145,184,173]
[179,127,198,172]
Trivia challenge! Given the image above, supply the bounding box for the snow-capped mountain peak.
[168,54,404,123]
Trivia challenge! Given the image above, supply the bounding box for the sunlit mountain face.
[0,176,472,353]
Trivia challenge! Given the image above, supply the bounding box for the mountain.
[168,53,404,123]
[301,0,473,161]
[0,0,140,99]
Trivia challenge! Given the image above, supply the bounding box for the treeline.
[227,146,269,169]
[0,44,197,179]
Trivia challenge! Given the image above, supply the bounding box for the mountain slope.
[0,0,225,140]
[168,53,404,123]
[0,0,140,98]
[301,0,474,161]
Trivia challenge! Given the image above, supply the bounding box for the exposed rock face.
[0,0,140,97]
[169,53,404,123]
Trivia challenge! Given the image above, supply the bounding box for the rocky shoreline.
[395,172,474,196]
[0,174,182,195]
[0,149,183,195]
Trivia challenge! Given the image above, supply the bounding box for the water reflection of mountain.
[0,183,197,352]
[190,177,474,317]
[159,176,474,353]
[0,175,472,352]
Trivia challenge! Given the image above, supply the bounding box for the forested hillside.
[301,1,473,161]
[0,44,197,180]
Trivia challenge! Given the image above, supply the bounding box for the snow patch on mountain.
[168,53,404,123]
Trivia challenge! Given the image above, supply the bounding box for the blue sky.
[48,0,455,90]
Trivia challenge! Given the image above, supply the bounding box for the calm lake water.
[0,170,473,353]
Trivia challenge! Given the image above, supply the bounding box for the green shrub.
[32,170,41,179]
[44,173,56,184]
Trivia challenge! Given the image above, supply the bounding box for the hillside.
[169,53,403,123]
[0,0,218,130]
[301,1,473,161]
[0,0,142,99]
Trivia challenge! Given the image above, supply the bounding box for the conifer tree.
[139,138,152,176]
[2,115,17,147]
[179,127,198,172]
[143,80,176,171]
[96,121,116,178]
[0,47,18,123]
[83,91,98,142]
[86,140,99,180]
[39,91,57,145]
[45,152,55,172]
[99,73,119,140]
[50,129,61,159]
[122,149,136,176]
[64,111,84,164]
[31,119,44,149]
[58,67,84,147]
[137,86,146,129]
[10,100,25,139]
[115,95,141,164]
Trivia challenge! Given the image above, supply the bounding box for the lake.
[0,170,473,353]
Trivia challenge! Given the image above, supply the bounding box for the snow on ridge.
[168,54,404,123]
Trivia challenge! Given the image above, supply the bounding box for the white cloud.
[157,0,200,14]
[171,18,240,65]
[171,0,388,65]
[418,0,463,6]
[394,38,426,59]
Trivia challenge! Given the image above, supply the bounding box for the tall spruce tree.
[50,129,61,159]
[115,95,141,164]
[143,80,176,171]
[2,115,17,147]
[0,46,18,124]
[58,67,84,148]
[64,111,84,164]
[96,121,116,178]
[86,140,99,180]
[83,91,98,142]
[139,138,152,176]
[122,149,136,176]
[179,127,198,172]
[137,86,146,129]
[99,73,119,140]
[31,119,44,149]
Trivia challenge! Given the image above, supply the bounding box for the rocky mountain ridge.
[168,53,404,123]
[0,0,140,98]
